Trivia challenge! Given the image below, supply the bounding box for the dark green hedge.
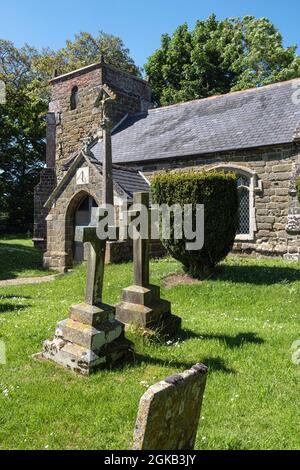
[151,171,239,278]
[296,177,300,203]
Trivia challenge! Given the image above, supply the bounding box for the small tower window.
[70,86,79,110]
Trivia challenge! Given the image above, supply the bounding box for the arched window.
[208,165,260,241]
[70,86,79,110]
[237,175,250,235]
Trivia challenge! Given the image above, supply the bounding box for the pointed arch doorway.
[73,194,98,264]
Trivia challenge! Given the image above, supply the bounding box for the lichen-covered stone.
[42,303,134,376]
[133,364,208,450]
[116,275,181,337]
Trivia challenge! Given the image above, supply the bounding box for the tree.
[34,31,141,89]
[145,15,300,106]
[0,41,46,233]
[0,32,139,233]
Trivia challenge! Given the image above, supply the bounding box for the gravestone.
[116,192,181,337]
[133,364,208,450]
[41,90,134,374]
[42,219,133,375]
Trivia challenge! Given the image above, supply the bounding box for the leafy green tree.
[145,15,300,106]
[34,31,141,88]
[0,41,46,233]
[0,32,139,233]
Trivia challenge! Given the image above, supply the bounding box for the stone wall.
[44,143,300,269]
[33,168,56,250]
[105,238,167,264]
[49,63,151,180]
[132,144,300,260]
[286,163,300,251]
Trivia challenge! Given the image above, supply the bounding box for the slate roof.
[88,153,149,197]
[112,166,149,197]
[44,152,149,208]
[91,78,300,164]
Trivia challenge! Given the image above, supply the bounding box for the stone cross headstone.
[130,192,151,287]
[94,84,117,207]
[116,192,181,338]
[41,214,133,375]
[133,364,208,450]
[82,226,106,306]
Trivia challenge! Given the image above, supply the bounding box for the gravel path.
[0,275,57,287]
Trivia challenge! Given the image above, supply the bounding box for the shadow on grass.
[179,329,264,348]
[0,242,37,253]
[200,357,236,374]
[212,264,300,285]
[131,353,235,374]
[0,303,30,314]
[0,295,32,300]
[0,241,44,280]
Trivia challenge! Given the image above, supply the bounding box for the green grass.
[0,237,50,281]
[0,245,299,450]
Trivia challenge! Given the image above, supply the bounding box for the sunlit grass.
[0,241,299,449]
[0,238,50,281]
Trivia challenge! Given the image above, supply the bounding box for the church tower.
[33,61,152,249]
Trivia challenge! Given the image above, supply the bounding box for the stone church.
[34,60,300,271]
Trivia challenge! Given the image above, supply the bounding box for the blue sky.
[1,0,299,68]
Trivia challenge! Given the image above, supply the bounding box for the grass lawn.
[0,242,299,450]
[0,237,51,281]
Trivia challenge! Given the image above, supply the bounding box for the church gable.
[42,147,150,271]
[44,152,103,210]
[45,150,150,211]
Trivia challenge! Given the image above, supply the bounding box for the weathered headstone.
[41,219,133,375]
[116,192,181,337]
[133,364,208,450]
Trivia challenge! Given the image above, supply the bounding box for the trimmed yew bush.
[151,171,239,278]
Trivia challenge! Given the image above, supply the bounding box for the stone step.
[57,319,104,350]
[43,336,134,376]
[56,318,123,350]
[69,303,115,326]
[116,299,171,328]
[60,343,107,369]
[122,285,161,306]
[43,342,106,376]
